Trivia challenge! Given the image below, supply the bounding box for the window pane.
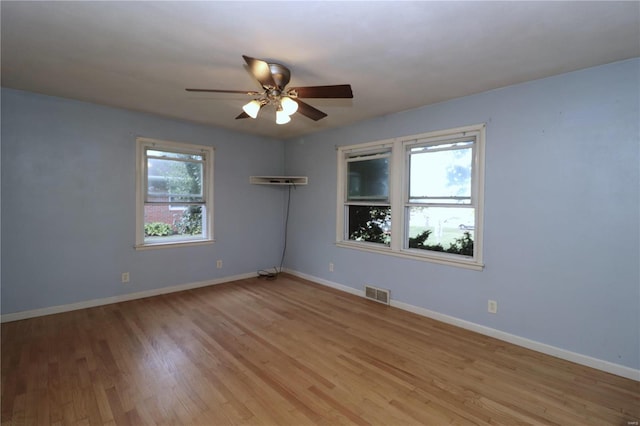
[347,157,389,201]
[147,158,203,202]
[348,205,391,246]
[144,205,205,243]
[409,145,472,204]
[407,206,474,256]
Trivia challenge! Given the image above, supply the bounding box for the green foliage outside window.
[348,206,391,245]
[144,222,173,237]
[409,230,474,256]
[175,206,203,235]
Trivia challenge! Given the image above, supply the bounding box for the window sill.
[135,239,215,251]
[335,241,484,271]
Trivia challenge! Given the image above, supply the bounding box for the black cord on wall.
[258,183,294,280]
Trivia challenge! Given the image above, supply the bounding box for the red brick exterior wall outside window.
[144,205,186,227]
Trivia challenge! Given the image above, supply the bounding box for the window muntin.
[336,125,484,270]
[136,138,214,249]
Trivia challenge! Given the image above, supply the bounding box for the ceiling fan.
[186,55,353,125]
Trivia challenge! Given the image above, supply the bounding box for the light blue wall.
[1,89,286,314]
[283,58,640,370]
[2,59,638,371]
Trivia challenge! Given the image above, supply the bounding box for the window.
[337,124,485,270]
[136,137,214,249]
[345,149,391,246]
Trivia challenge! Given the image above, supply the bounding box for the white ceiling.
[2,1,639,140]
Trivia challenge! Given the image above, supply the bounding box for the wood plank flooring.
[2,274,639,425]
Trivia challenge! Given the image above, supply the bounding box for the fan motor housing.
[268,63,291,89]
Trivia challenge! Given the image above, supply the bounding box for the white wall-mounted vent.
[250,176,308,186]
[364,285,390,305]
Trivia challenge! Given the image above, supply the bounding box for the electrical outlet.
[329,262,334,272]
[121,272,130,283]
[216,260,223,269]
[488,300,497,314]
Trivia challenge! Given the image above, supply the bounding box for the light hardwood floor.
[2,274,638,425]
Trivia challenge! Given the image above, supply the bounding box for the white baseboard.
[285,269,365,297]
[284,269,640,382]
[0,272,257,323]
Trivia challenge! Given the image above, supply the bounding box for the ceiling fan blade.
[295,99,328,121]
[243,55,277,89]
[289,84,353,98]
[186,88,261,95]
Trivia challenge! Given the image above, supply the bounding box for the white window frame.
[135,137,215,250]
[336,124,485,270]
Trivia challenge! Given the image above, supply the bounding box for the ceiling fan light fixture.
[276,108,291,125]
[280,96,299,116]
[242,100,261,119]
[187,55,353,124]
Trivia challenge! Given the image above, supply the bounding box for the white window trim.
[336,124,485,271]
[135,137,215,250]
